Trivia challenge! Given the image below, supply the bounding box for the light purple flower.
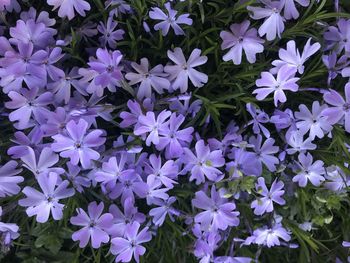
[0,0,10,11]
[249,135,279,172]
[247,1,285,41]
[192,186,240,231]
[324,19,350,54]
[182,140,225,184]
[227,148,262,177]
[134,110,171,146]
[19,172,74,223]
[324,166,350,192]
[220,20,264,65]
[322,83,350,132]
[149,2,192,36]
[253,67,299,106]
[165,48,208,93]
[70,202,113,248]
[145,154,178,188]
[65,162,90,193]
[47,0,91,20]
[97,16,125,49]
[125,58,170,99]
[251,177,285,215]
[292,152,325,187]
[0,161,23,197]
[110,221,152,263]
[149,196,179,226]
[271,38,321,74]
[285,130,316,154]
[246,103,270,138]
[283,0,310,20]
[51,119,106,168]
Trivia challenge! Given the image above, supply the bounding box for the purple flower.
[156,113,194,158]
[324,19,350,54]
[47,0,91,20]
[8,129,43,158]
[182,140,225,184]
[110,221,152,263]
[324,166,350,192]
[245,223,291,247]
[271,38,321,74]
[145,154,178,188]
[322,83,350,132]
[253,67,299,106]
[227,148,262,177]
[249,135,279,172]
[65,162,90,193]
[70,202,113,248]
[292,152,325,187]
[125,58,170,99]
[247,1,285,41]
[165,48,208,93]
[0,161,23,197]
[149,196,179,226]
[192,224,221,262]
[283,0,310,20]
[5,87,52,129]
[220,20,264,65]
[51,119,106,169]
[149,2,192,36]
[246,103,270,138]
[86,48,123,96]
[295,101,332,139]
[134,110,171,146]
[145,175,170,205]
[0,0,10,11]
[19,172,74,223]
[97,16,125,49]
[285,130,316,154]
[192,186,240,231]
[21,147,64,176]
[251,177,285,215]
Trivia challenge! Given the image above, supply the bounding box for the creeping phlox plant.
[1,0,350,262]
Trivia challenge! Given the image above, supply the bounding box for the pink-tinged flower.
[182,140,225,184]
[283,0,310,20]
[271,38,321,74]
[322,83,350,132]
[149,2,192,36]
[165,48,208,93]
[245,223,291,248]
[251,177,285,215]
[295,101,332,139]
[220,20,264,65]
[192,186,240,231]
[86,48,123,97]
[134,110,171,146]
[0,161,23,197]
[110,221,152,263]
[247,1,285,41]
[18,172,74,223]
[125,58,170,99]
[253,67,299,106]
[285,130,316,154]
[70,202,113,248]
[47,0,91,20]
[51,119,106,168]
[293,152,325,187]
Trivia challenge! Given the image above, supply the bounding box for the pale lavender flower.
[110,221,152,263]
[220,20,264,65]
[70,202,113,248]
[285,130,316,154]
[324,166,350,192]
[324,19,350,54]
[65,162,90,193]
[0,161,23,197]
[292,152,325,187]
[8,129,43,158]
[227,148,262,177]
[322,83,350,132]
[295,101,332,140]
[97,16,125,49]
[149,2,192,36]
[182,140,225,184]
[247,1,285,41]
[19,172,74,223]
[251,177,285,215]
[145,154,178,188]
[283,0,310,20]
[271,38,321,74]
[245,223,291,247]
[145,175,170,205]
[253,67,299,106]
[249,135,279,172]
[149,196,179,226]
[165,48,208,93]
[134,110,171,146]
[106,0,131,17]
[51,119,106,168]
[192,186,240,231]
[47,0,91,20]
[246,103,270,138]
[125,58,170,99]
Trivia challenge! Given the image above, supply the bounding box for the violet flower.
[246,103,270,138]
[285,130,316,154]
[165,48,208,93]
[149,2,192,36]
[47,0,91,20]
[220,20,264,65]
[149,196,179,226]
[97,16,125,49]
[249,135,279,172]
[251,177,285,215]
[70,202,113,248]
[19,172,74,223]
[283,0,310,20]
[0,161,23,198]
